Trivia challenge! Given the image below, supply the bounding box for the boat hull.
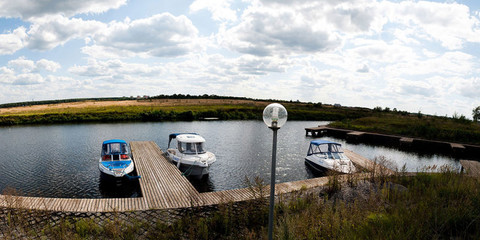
[166,151,215,179]
[98,159,135,178]
[178,163,211,179]
[304,156,356,174]
[305,158,330,173]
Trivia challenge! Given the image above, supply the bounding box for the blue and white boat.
[166,133,216,178]
[305,140,356,174]
[98,139,135,178]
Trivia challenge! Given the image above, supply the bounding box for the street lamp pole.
[263,103,287,240]
[268,124,278,240]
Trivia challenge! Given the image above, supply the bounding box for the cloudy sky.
[1,0,480,117]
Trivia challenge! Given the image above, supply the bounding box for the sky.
[1,0,480,118]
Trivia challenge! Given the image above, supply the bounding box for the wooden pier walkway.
[460,160,480,177]
[130,141,201,209]
[0,141,382,213]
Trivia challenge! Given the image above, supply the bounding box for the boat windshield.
[178,142,206,155]
[309,143,343,155]
[102,143,129,155]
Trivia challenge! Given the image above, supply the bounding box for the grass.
[2,167,480,239]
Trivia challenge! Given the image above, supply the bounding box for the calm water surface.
[0,121,460,198]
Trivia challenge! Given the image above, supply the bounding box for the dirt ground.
[0,99,266,114]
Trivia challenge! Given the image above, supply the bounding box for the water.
[0,121,460,198]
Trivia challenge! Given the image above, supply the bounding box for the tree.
[473,106,480,122]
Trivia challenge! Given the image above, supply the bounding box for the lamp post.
[263,103,288,240]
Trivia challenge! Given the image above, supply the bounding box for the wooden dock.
[0,141,381,212]
[460,160,480,177]
[130,141,201,209]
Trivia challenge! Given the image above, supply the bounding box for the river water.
[0,121,460,198]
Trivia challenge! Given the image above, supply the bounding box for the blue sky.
[1,0,480,117]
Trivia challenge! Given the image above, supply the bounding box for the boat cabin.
[307,140,344,158]
[168,133,207,155]
[101,139,130,161]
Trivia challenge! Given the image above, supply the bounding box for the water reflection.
[98,174,142,198]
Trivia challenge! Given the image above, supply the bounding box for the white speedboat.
[98,139,135,178]
[305,140,356,174]
[166,133,216,179]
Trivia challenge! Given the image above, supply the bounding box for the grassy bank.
[0,99,371,125]
[2,96,480,145]
[3,170,480,239]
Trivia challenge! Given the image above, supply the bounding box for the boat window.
[178,142,203,154]
[185,143,195,154]
[178,142,194,154]
[121,144,129,154]
[104,143,129,155]
[317,144,329,153]
[110,143,121,154]
[178,142,183,153]
[310,143,343,154]
[195,143,205,154]
[102,144,108,155]
[330,144,343,153]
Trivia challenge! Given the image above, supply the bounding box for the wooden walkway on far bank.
[0,141,385,212]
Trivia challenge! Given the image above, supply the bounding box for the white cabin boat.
[166,133,216,179]
[305,140,356,174]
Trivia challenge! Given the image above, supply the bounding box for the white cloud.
[69,59,165,81]
[393,79,436,97]
[458,77,480,99]
[85,13,201,58]
[8,57,35,72]
[382,1,480,49]
[0,27,26,54]
[189,0,237,22]
[325,1,380,33]
[8,56,60,73]
[221,4,342,56]
[0,66,45,85]
[378,51,476,84]
[13,73,45,85]
[0,0,126,19]
[349,39,418,63]
[1,57,61,85]
[26,15,105,51]
[36,59,61,72]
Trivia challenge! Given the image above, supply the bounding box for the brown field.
[0,99,267,115]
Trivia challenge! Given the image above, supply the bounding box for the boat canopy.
[307,140,343,156]
[103,139,127,145]
[102,139,129,156]
[168,133,200,148]
[310,140,341,146]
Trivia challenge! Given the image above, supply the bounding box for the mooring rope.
[181,161,196,176]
